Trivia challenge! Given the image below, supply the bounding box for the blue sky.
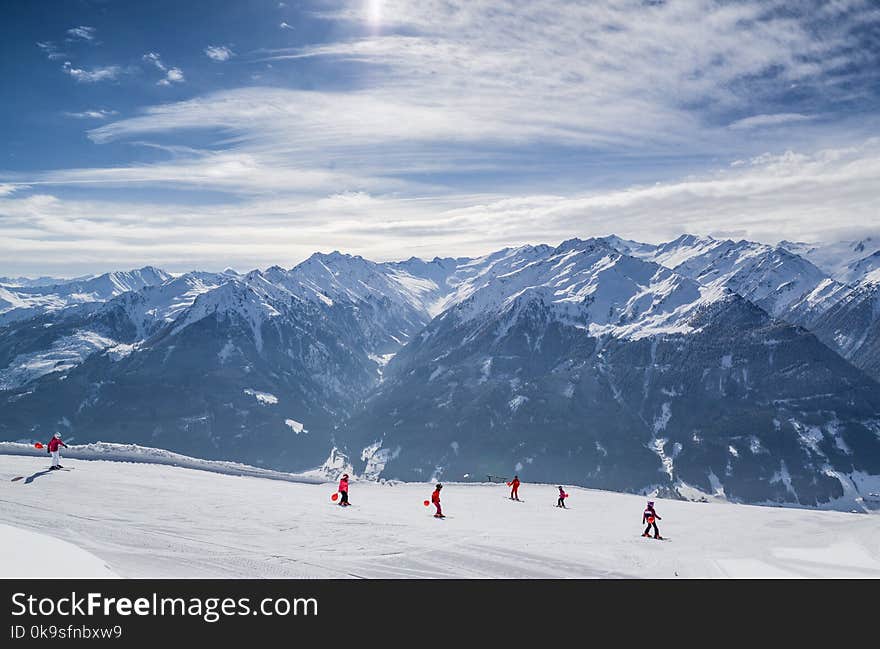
[2,0,879,275]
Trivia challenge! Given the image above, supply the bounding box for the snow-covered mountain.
[810,273,880,382]
[608,235,849,325]
[344,238,880,506]
[602,234,877,380]
[780,236,880,283]
[0,266,170,326]
[2,235,880,505]
[0,274,94,288]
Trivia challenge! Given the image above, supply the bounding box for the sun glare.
[367,0,382,26]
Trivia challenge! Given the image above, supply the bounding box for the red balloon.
[647,515,655,524]
[423,500,430,506]
[506,482,511,486]
[331,493,339,501]
[34,443,43,449]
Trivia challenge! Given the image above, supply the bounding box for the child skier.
[47,432,68,470]
[338,473,350,506]
[642,500,663,539]
[431,483,444,518]
[509,475,521,501]
[556,486,568,508]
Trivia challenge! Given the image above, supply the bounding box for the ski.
[10,476,23,482]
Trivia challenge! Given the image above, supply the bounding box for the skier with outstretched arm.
[338,473,350,506]
[47,432,68,470]
[431,483,444,518]
[642,500,662,539]
[509,475,521,501]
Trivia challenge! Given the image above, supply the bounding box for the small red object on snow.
[34,443,43,449]
[331,493,339,501]
[506,482,511,486]
[423,500,430,506]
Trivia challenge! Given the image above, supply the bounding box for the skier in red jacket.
[642,500,662,539]
[556,486,568,508]
[47,433,68,470]
[431,484,444,518]
[338,474,350,506]
[509,475,521,501]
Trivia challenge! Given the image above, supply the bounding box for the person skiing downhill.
[556,486,568,508]
[338,473,350,506]
[509,475,521,501]
[642,500,662,539]
[47,432,67,470]
[431,484,444,518]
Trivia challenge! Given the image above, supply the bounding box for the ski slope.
[1,453,879,579]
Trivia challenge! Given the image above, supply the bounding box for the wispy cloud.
[3,138,879,274]
[88,1,878,188]
[36,41,65,60]
[9,0,879,273]
[62,61,123,83]
[143,52,184,85]
[66,26,96,42]
[65,109,119,120]
[728,113,815,130]
[205,45,234,61]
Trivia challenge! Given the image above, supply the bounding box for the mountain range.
[2,233,879,507]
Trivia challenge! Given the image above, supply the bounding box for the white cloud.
[66,26,96,41]
[728,113,815,130]
[62,61,123,83]
[10,0,878,273]
[89,1,873,184]
[4,138,879,274]
[205,45,234,61]
[36,41,65,60]
[142,52,166,71]
[143,52,184,85]
[65,109,118,119]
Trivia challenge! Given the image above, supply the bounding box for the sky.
[1,0,879,276]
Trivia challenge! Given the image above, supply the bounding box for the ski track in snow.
[1,454,879,579]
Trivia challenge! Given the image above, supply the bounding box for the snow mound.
[0,442,323,485]
[0,523,118,578]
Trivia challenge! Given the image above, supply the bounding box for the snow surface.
[1,451,878,578]
[0,523,118,579]
[244,389,279,405]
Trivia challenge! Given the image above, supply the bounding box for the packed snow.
[244,389,279,405]
[1,451,878,578]
[0,523,118,579]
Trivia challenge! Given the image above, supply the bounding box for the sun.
[367,0,382,26]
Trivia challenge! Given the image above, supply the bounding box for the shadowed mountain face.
[2,236,880,504]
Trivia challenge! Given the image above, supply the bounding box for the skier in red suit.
[509,475,521,501]
[431,484,444,518]
[47,432,68,470]
[642,501,662,539]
